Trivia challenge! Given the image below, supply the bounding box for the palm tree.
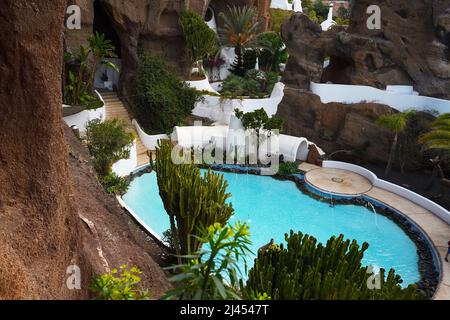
[419,113,450,189]
[377,110,415,177]
[218,6,262,75]
[88,32,119,90]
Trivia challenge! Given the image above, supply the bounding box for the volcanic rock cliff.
[0,0,171,299]
[277,0,449,164]
[65,0,271,99]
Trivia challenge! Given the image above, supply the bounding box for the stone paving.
[299,163,450,300]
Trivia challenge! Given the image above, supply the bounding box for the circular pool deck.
[305,167,373,195]
[299,163,450,300]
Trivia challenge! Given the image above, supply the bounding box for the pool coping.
[118,163,447,300]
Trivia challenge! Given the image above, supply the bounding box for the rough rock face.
[0,0,170,299]
[277,90,397,163]
[282,0,450,99]
[65,0,272,99]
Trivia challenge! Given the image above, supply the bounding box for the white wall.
[63,90,106,132]
[192,82,285,125]
[311,82,450,115]
[271,0,292,10]
[186,76,219,94]
[323,161,450,224]
[112,140,138,177]
[132,119,169,150]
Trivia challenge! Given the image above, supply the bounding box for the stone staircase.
[100,92,149,167]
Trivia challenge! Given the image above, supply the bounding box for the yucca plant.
[218,6,263,76]
[163,222,252,300]
[376,110,415,177]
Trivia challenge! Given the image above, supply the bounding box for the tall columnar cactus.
[151,140,234,261]
[243,231,421,300]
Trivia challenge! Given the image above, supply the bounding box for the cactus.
[242,231,421,300]
[151,140,234,262]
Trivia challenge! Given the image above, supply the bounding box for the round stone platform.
[305,167,373,195]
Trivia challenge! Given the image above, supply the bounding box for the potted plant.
[101,71,112,90]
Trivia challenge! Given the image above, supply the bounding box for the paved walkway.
[299,163,450,300]
[100,92,149,167]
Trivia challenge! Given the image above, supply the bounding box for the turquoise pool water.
[122,170,420,285]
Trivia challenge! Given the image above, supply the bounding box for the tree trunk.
[384,133,398,177]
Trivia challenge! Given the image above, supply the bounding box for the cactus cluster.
[242,231,421,300]
[151,140,234,260]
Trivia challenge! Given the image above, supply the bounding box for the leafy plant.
[218,6,263,76]
[85,119,135,177]
[150,140,234,263]
[90,265,150,300]
[99,172,130,195]
[278,162,299,175]
[133,54,201,134]
[419,113,450,189]
[163,222,252,300]
[269,8,293,33]
[63,32,118,107]
[242,231,421,300]
[376,110,415,177]
[257,32,288,73]
[179,10,218,78]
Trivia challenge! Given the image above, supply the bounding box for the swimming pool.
[122,170,420,285]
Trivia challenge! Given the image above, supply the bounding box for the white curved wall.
[279,134,309,162]
[112,140,137,177]
[323,161,450,224]
[63,90,106,132]
[311,82,450,115]
[192,82,285,125]
[132,119,168,150]
[186,76,219,94]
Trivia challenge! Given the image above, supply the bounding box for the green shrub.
[278,162,299,175]
[269,8,293,33]
[179,10,218,76]
[221,70,279,98]
[85,119,134,177]
[99,172,130,195]
[242,231,422,300]
[90,265,149,300]
[133,54,201,134]
[257,32,288,73]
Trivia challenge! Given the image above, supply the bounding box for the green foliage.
[164,222,252,300]
[150,140,234,262]
[278,162,299,175]
[133,54,201,134]
[63,32,118,107]
[269,8,293,33]
[90,265,150,300]
[221,70,279,98]
[85,119,134,177]
[419,113,450,151]
[242,231,421,300]
[257,32,288,73]
[313,0,329,22]
[219,6,262,75]
[99,172,130,195]
[179,10,218,73]
[235,108,283,133]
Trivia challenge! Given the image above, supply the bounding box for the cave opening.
[93,0,121,58]
[321,55,354,84]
